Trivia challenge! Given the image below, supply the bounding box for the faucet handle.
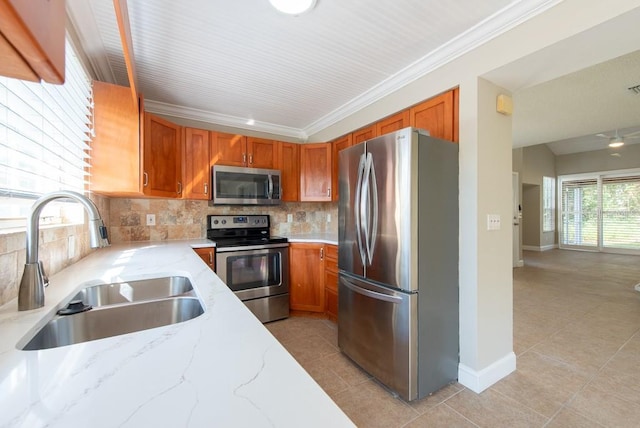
[38,261,49,288]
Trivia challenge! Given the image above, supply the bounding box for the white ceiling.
[67,0,640,155]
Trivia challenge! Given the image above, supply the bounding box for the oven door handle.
[215,243,289,253]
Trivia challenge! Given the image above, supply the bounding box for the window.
[542,176,555,232]
[0,38,93,229]
[560,172,640,252]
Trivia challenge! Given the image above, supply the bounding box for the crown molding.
[144,100,308,140]
[302,0,562,137]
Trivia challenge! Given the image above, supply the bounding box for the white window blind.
[542,176,555,232]
[0,39,92,226]
[601,175,640,250]
[560,178,598,247]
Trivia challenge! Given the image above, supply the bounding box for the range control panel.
[207,215,269,230]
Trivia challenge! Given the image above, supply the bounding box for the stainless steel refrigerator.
[338,127,459,401]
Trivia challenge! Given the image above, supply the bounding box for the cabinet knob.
[204,183,208,194]
[243,153,247,164]
[143,172,149,187]
[249,154,253,165]
[320,247,324,260]
[177,182,182,195]
[327,188,331,197]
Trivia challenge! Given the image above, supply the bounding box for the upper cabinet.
[247,137,279,169]
[183,128,210,200]
[331,134,352,202]
[91,81,144,197]
[300,143,332,202]
[279,142,300,202]
[211,133,279,169]
[0,0,65,83]
[144,113,183,198]
[352,124,376,145]
[409,90,456,142]
[376,110,410,136]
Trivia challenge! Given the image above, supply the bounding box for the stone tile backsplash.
[108,199,338,243]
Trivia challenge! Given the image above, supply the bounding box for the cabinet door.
[91,81,143,196]
[409,90,455,142]
[144,113,183,198]
[352,125,376,145]
[183,128,210,200]
[211,132,247,166]
[279,142,299,202]
[247,137,279,169]
[194,247,215,271]
[300,143,332,202]
[324,245,339,321]
[376,110,410,136]
[331,134,352,202]
[0,0,65,83]
[289,243,324,312]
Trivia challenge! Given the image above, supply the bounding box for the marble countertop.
[0,240,353,427]
[286,233,338,245]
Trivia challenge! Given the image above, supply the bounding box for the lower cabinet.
[324,244,338,321]
[289,243,325,312]
[193,247,215,271]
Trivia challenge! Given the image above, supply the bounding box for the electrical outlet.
[146,214,156,226]
[287,214,293,223]
[327,213,331,223]
[487,214,501,231]
[68,235,75,259]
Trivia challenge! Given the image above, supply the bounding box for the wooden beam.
[113,0,138,108]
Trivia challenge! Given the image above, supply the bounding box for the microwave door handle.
[354,153,366,266]
[267,174,274,199]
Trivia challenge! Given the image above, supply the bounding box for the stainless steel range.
[207,214,289,323]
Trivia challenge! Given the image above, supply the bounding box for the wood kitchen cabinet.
[331,134,352,202]
[289,243,325,312]
[0,0,65,84]
[194,247,215,271]
[409,90,456,142]
[91,81,145,197]
[183,128,210,200]
[376,110,410,136]
[300,143,332,202]
[323,244,339,321]
[352,124,377,145]
[279,142,300,201]
[144,113,183,198]
[211,133,279,168]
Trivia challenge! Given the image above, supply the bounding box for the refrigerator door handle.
[354,153,367,266]
[341,277,403,304]
[368,154,378,264]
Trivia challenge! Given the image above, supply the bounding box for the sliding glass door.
[560,172,640,253]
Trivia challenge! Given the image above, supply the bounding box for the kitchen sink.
[20,297,204,350]
[71,276,194,307]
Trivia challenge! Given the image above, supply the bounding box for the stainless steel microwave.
[211,165,281,205]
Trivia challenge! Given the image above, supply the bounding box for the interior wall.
[522,145,557,248]
[556,143,640,175]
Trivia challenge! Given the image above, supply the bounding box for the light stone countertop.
[286,233,338,245]
[0,240,354,428]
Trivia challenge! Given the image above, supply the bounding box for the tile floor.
[266,249,640,427]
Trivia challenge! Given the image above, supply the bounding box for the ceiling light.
[269,0,316,15]
[608,138,624,148]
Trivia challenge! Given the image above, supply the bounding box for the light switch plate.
[287,214,293,223]
[487,214,501,231]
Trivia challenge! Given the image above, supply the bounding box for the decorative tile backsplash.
[108,199,338,243]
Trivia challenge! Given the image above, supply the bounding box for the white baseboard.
[514,259,524,267]
[458,352,516,393]
[522,244,557,252]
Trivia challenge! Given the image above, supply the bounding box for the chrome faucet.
[18,191,110,311]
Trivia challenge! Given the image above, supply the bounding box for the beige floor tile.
[567,384,640,428]
[587,366,640,406]
[408,382,465,414]
[333,379,419,428]
[491,351,590,417]
[302,355,351,397]
[404,403,478,428]
[546,408,606,427]
[281,333,338,366]
[309,350,372,387]
[444,388,548,427]
[603,332,640,374]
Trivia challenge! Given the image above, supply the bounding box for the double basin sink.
[20,276,204,351]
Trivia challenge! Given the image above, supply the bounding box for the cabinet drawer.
[325,244,338,261]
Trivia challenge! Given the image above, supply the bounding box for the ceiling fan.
[596,129,640,148]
